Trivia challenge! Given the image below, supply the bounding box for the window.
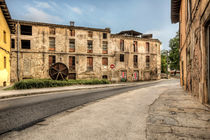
[3,31,6,43]
[102,41,108,54]
[120,39,124,51]
[134,55,138,68]
[133,41,138,52]
[11,39,15,48]
[120,54,124,62]
[21,25,32,35]
[102,57,108,66]
[70,29,75,36]
[49,55,56,66]
[4,57,6,69]
[68,73,76,80]
[87,40,93,53]
[146,56,150,68]
[88,31,93,38]
[69,56,75,71]
[146,42,150,53]
[21,40,31,49]
[69,39,75,52]
[49,27,56,35]
[102,75,108,79]
[49,37,55,51]
[103,33,107,39]
[87,57,93,71]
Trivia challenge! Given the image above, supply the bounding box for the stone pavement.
[146,85,210,140]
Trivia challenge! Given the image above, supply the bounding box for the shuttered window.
[69,39,75,52]
[120,39,124,51]
[87,57,93,71]
[146,42,150,53]
[69,56,75,71]
[49,37,55,51]
[102,57,108,66]
[49,55,56,66]
[102,41,108,54]
[133,41,138,52]
[87,40,93,53]
[146,56,150,68]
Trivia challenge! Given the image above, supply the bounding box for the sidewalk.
[146,84,210,139]
[0,80,163,99]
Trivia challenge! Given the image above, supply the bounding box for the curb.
[0,79,165,99]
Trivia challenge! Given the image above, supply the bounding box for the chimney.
[70,21,75,26]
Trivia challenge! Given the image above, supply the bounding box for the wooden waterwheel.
[49,62,69,80]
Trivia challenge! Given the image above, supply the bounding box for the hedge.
[11,79,111,90]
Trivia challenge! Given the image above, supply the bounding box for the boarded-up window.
[120,54,124,62]
[49,55,56,66]
[102,57,108,66]
[21,40,31,49]
[120,39,124,51]
[69,39,75,52]
[146,56,150,68]
[87,57,93,71]
[3,31,6,43]
[11,39,15,48]
[103,33,107,39]
[102,41,108,54]
[134,55,138,68]
[87,40,93,53]
[21,25,32,35]
[49,37,55,51]
[70,29,75,36]
[69,56,75,71]
[146,42,150,53]
[4,57,6,69]
[88,31,93,38]
[49,27,56,35]
[133,41,138,52]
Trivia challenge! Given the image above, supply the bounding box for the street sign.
[110,64,115,69]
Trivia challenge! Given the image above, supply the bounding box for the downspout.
[17,21,20,81]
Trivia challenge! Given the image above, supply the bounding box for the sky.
[6,0,178,50]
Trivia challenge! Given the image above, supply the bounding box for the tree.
[161,50,167,73]
[169,32,180,71]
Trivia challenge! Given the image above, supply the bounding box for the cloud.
[66,5,82,15]
[24,6,62,23]
[34,1,51,9]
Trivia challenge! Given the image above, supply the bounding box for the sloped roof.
[0,0,14,33]
[171,0,181,23]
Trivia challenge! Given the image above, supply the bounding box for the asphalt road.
[0,80,168,135]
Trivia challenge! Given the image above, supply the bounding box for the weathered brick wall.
[179,0,210,103]
[11,21,161,83]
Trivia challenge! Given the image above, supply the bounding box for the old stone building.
[10,20,161,83]
[171,0,210,104]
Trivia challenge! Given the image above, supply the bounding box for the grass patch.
[7,79,111,90]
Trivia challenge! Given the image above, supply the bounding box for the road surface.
[0,79,179,139]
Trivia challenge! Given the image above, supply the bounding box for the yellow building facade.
[0,0,13,87]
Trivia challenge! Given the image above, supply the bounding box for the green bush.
[11,79,110,90]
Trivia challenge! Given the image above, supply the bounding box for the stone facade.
[171,0,210,104]
[11,20,161,83]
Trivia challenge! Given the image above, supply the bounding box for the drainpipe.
[17,21,20,81]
